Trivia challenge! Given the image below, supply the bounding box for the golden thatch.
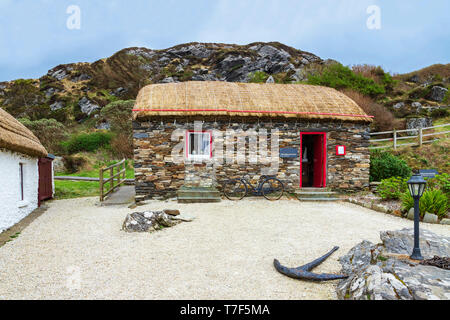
[0,108,48,157]
[133,81,373,122]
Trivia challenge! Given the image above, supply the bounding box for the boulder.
[405,117,432,136]
[423,212,439,224]
[407,208,415,220]
[50,101,64,111]
[393,102,405,110]
[266,76,275,83]
[337,228,450,300]
[52,156,66,173]
[440,218,450,225]
[122,210,186,232]
[411,101,422,113]
[78,96,100,116]
[428,86,448,102]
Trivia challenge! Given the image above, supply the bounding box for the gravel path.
[0,197,449,300]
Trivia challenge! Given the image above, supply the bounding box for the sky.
[0,0,449,81]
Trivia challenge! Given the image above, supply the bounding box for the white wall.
[0,150,39,232]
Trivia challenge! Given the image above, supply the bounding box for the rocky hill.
[0,41,448,131]
[0,42,326,125]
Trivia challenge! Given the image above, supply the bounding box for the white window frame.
[185,131,212,160]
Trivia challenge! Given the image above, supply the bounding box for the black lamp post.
[407,173,426,260]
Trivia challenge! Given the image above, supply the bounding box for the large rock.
[336,228,450,300]
[78,96,100,115]
[428,86,448,102]
[406,117,432,136]
[122,210,192,232]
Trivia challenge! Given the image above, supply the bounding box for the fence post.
[110,167,114,191]
[99,168,104,202]
[419,128,423,147]
[393,129,397,151]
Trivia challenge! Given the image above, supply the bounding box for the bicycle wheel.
[262,178,284,201]
[223,179,247,200]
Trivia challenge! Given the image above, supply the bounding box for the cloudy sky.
[0,0,449,81]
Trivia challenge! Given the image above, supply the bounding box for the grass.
[54,159,134,199]
[54,180,100,199]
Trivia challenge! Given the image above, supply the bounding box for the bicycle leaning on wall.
[222,175,285,201]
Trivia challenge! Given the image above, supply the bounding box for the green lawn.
[54,180,100,199]
[54,159,134,199]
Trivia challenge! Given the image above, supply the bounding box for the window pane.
[188,132,210,157]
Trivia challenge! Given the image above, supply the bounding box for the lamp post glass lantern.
[407,174,426,260]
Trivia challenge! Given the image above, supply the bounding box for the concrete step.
[177,187,221,203]
[297,197,341,201]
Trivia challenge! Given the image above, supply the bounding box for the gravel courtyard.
[0,197,449,300]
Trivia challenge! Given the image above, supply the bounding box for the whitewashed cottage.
[0,108,49,232]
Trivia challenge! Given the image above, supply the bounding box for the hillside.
[0,41,448,157]
[0,42,325,126]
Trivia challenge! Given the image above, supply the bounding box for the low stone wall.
[133,117,370,201]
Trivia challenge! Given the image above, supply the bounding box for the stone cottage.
[132,81,372,202]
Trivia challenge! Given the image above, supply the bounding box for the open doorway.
[300,132,327,188]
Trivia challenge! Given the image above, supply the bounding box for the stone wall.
[133,117,370,201]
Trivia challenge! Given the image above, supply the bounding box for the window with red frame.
[186,131,212,159]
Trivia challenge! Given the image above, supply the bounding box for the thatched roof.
[0,108,48,157]
[133,81,373,122]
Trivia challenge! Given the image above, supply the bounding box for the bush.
[249,71,269,83]
[19,118,68,154]
[430,108,449,118]
[378,176,408,200]
[110,133,134,159]
[61,155,89,174]
[307,63,385,97]
[370,151,411,182]
[341,89,398,132]
[401,190,449,218]
[61,132,113,154]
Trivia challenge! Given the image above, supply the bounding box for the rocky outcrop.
[336,228,450,300]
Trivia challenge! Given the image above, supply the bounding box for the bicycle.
[222,175,285,201]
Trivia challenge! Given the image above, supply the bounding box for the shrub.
[401,190,448,218]
[19,118,68,154]
[249,71,269,83]
[100,100,134,134]
[307,63,385,97]
[110,133,134,159]
[341,89,397,132]
[377,176,408,200]
[430,108,449,118]
[61,132,113,154]
[370,151,411,182]
[61,155,89,174]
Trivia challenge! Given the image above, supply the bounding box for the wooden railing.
[369,123,450,150]
[99,159,126,201]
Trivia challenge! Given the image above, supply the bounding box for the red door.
[38,157,53,206]
[312,134,325,187]
[300,132,327,188]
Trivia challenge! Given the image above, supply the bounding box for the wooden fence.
[99,159,127,201]
[369,123,450,150]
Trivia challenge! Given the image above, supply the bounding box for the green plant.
[307,63,386,97]
[61,132,113,154]
[401,189,448,218]
[377,176,408,200]
[430,108,449,118]
[370,151,412,182]
[19,118,68,154]
[249,71,269,83]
